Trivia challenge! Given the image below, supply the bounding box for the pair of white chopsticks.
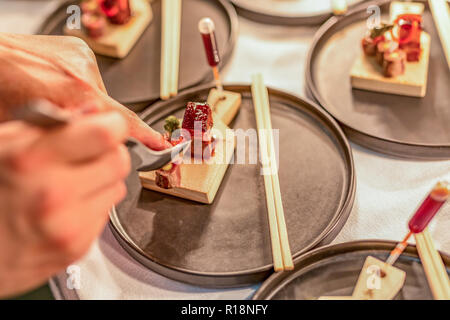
[428,0,450,69]
[415,228,450,300]
[160,0,182,100]
[251,74,293,272]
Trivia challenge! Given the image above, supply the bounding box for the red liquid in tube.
[408,182,449,233]
[199,18,220,67]
[98,0,131,25]
[201,32,220,67]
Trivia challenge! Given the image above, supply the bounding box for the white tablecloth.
[1,0,449,300]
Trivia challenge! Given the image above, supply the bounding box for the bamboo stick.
[251,74,294,271]
[251,77,284,272]
[169,0,182,96]
[428,0,450,69]
[415,228,450,300]
[255,74,294,270]
[160,0,172,100]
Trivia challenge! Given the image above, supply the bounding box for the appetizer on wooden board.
[64,0,152,58]
[139,93,242,204]
[350,2,430,97]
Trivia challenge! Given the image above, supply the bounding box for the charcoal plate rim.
[252,239,450,299]
[37,0,239,105]
[228,0,367,26]
[305,0,450,160]
[109,83,356,287]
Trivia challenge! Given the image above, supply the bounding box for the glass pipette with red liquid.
[386,181,449,265]
[198,17,223,94]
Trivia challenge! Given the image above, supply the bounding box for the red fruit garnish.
[390,14,422,45]
[182,102,213,138]
[98,0,131,25]
[373,35,385,45]
[170,136,184,146]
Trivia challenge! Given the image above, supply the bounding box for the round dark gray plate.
[38,0,238,106]
[306,0,450,159]
[253,240,450,299]
[229,0,365,26]
[110,83,355,288]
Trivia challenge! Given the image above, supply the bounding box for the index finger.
[101,94,171,150]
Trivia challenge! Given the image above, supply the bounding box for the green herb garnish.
[370,23,393,39]
[164,115,181,138]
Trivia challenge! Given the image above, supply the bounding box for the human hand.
[0,33,169,150]
[0,112,130,298]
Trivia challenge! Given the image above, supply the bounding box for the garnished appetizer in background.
[320,181,450,300]
[64,0,153,58]
[351,1,430,97]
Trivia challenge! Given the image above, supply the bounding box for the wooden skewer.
[414,228,450,300]
[386,231,413,265]
[212,65,223,93]
[251,77,284,272]
[428,0,450,69]
[160,0,172,100]
[169,0,182,96]
[251,74,294,271]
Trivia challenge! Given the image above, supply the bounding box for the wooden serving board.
[352,256,406,300]
[389,1,424,22]
[207,89,242,126]
[64,0,152,58]
[350,32,431,97]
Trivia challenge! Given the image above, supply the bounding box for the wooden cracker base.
[207,89,242,126]
[350,32,431,97]
[64,0,152,58]
[352,256,406,300]
[389,1,424,22]
[139,120,236,204]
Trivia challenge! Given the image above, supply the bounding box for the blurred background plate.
[253,240,450,299]
[110,83,355,288]
[38,0,238,109]
[229,0,364,25]
[306,0,450,159]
